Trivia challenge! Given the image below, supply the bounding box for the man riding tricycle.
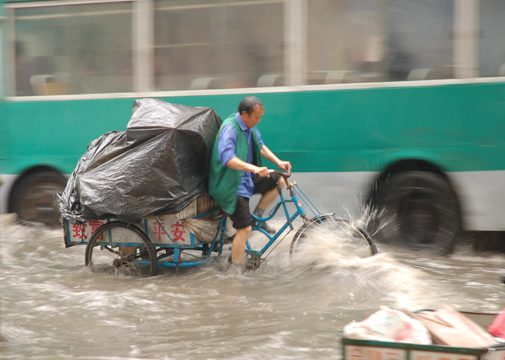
[58,97,377,276]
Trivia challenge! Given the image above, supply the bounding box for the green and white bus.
[1,0,504,254]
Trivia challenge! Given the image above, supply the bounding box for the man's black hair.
[238,96,263,115]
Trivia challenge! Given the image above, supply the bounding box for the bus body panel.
[449,170,505,231]
[3,82,505,173]
[1,0,504,252]
[1,82,505,230]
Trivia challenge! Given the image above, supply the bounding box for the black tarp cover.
[58,98,222,223]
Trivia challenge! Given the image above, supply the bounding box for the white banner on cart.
[68,219,192,245]
[146,219,191,245]
[410,350,478,360]
[485,350,505,360]
[345,345,407,360]
[345,346,481,360]
[69,220,107,244]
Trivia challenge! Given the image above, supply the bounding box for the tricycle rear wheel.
[85,222,158,276]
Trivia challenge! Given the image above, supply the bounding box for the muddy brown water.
[1,215,504,359]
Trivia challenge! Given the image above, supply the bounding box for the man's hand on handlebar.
[254,162,291,178]
[268,165,292,179]
[254,166,270,177]
[277,161,291,173]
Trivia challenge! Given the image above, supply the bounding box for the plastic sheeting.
[57,98,222,224]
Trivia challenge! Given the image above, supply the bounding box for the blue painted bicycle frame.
[245,188,306,258]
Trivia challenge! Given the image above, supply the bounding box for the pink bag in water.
[489,310,505,339]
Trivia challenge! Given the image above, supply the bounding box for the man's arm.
[219,125,270,177]
[225,157,269,177]
[260,145,291,172]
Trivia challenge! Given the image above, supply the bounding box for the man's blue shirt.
[218,112,264,198]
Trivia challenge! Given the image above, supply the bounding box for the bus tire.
[10,170,67,228]
[372,171,460,256]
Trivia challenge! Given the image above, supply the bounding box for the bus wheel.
[11,171,67,228]
[372,171,460,256]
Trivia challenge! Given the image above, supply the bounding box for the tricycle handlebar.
[268,166,291,178]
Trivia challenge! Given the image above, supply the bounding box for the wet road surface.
[1,215,504,359]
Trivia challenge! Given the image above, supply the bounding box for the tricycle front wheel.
[85,222,158,276]
[289,215,378,259]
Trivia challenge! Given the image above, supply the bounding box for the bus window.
[13,2,133,96]
[388,0,454,81]
[153,0,284,91]
[0,27,4,99]
[307,0,388,84]
[480,0,505,77]
[307,0,454,84]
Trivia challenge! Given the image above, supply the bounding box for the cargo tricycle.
[64,169,378,276]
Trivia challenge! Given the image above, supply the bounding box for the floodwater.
[1,214,504,360]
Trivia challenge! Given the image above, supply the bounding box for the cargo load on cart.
[341,306,505,360]
[57,98,223,225]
